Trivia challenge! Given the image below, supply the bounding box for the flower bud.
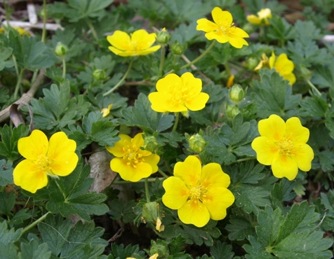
[55,42,68,57]
[156,28,170,44]
[143,135,159,153]
[93,69,107,81]
[245,57,259,70]
[141,201,164,232]
[188,133,206,153]
[300,66,312,81]
[226,104,240,119]
[170,41,184,55]
[229,84,245,103]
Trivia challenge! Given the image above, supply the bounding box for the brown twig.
[0,69,45,124]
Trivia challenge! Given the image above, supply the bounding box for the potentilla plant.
[0,0,333,258]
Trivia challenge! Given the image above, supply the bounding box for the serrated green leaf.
[0,159,13,186]
[121,93,174,133]
[0,221,22,245]
[300,96,328,118]
[226,218,254,241]
[20,240,51,259]
[243,236,275,259]
[0,47,13,71]
[0,192,15,215]
[210,241,234,259]
[0,243,18,259]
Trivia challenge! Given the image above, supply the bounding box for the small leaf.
[20,240,51,259]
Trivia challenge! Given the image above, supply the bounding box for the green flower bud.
[244,57,259,70]
[150,240,168,258]
[142,202,164,232]
[170,41,184,55]
[188,133,206,153]
[93,69,107,81]
[156,28,171,44]
[300,66,312,81]
[226,104,240,119]
[143,135,159,153]
[55,42,68,57]
[229,84,245,103]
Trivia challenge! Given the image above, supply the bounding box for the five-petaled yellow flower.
[247,8,272,25]
[251,114,314,181]
[13,130,78,193]
[196,7,249,48]
[106,29,161,57]
[106,133,160,182]
[255,52,296,85]
[148,72,209,113]
[162,155,235,227]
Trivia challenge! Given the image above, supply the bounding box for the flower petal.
[18,129,48,160]
[274,54,294,75]
[285,117,310,143]
[143,154,160,173]
[131,29,157,49]
[294,143,314,172]
[271,154,299,180]
[185,93,209,111]
[48,132,78,176]
[258,114,286,140]
[162,177,189,209]
[174,156,202,187]
[212,7,233,28]
[178,200,210,227]
[107,134,131,157]
[247,15,261,25]
[196,18,218,33]
[251,136,278,165]
[201,163,230,188]
[203,187,235,220]
[13,160,48,193]
[107,30,131,52]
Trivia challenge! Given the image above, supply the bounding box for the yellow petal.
[131,29,157,49]
[156,73,181,92]
[294,144,314,172]
[269,52,276,69]
[143,153,160,173]
[283,72,296,85]
[13,160,48,193]
[162,177,189,209]
[247,15,261,25]
[185,93,209,111]
[212,7,233,28]
[48,132,78,176]
[148,92,170,112]
[206,31,229,43]
[196,18,218,33]
[228,36,249,48]
[107,134,131,157]
[110,158,153,182]
[274,54,294,75]
[108,46,128,56]
[132,133,145,148]
[203,187,235,220]
[251,136,278,165]
[18,129,48,160]
[285,117,310,143]
[258,114,286,140]
[178,200,210,227]
[174,156,202,187]
[106,30,131,52]
[201,163,230,188]
[271,154,299,180]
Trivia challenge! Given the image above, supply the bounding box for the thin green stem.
[172,112,180,132]
[306,79,322,96]
[86,19,98,41]
[21,211,51,236]
[55,179,67,201]
[41,0,47,43]
[158,169,169,178]
[180,41,216,70]
[159,44,166,76]
[145,179,150,203]
[103,60,134,96]
[14,69,24,100]
[62,57,66,79]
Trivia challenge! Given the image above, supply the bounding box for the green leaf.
[20,240,51,259]
[210,241,234,259]
[0,243,18,259]
[0,124,29,161]
[0,46,13,71]
[0,192,15,215]
[0,221,22,245]
[0,159,13,186]
[300,96,328,118]
[226,217,254,241]
[251,69,301,118]
[121,93,174,133]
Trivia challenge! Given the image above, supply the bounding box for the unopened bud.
[226,104,240,119]
[93,69,107,81]
[143,135,159,153]
[55,42,68,57]
[156,28,170,44]
[188,133,206,153]
[171,41,184,55]
[229,84,245,103]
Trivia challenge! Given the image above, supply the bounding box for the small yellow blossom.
[162,155,235,227]
[106,133,160,182]
[247,8,272,25]
[101,104,112,117]
[13,130,78,193]
[226,74,235,88]
[196,7,249,48]
[0,26,30,36]
[106,29,161,57]
[255,52,296,85]
[251,114,314,181]
[148,72,209,113]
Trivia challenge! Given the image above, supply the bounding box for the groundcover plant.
[0,0,334,258]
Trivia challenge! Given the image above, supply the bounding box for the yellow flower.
[162,155,235,227]
[13,130,78,193]
[269,53,296,85]
[247,8,272,25]
[251,115,314,181]
[148,72,209,113]
[196,7,249,48]
[106,29,161,57]
[101,104,112,117]
[106,133,160,182]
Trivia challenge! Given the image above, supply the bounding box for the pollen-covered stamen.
[278,138,294,157]
[122,144,145,168]
[189,185,207,202]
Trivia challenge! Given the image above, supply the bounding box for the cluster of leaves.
[1,0,334,258]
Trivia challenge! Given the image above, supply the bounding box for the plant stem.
[14,68,24,100]
[172,112,180,132]
[158,169,168,178]
[21,211,51,236]
[180,41,216,70]
[55,179,67,202]
[62,57,66,79]
[159,44,166,76]
[103,60,134,96]
[306,79,322,96]
[145,179,150,203]
[86,19,98,41]
[41,0,47,43]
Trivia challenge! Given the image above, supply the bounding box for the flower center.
[278,138,294,157]
[36,154,50,172]
[189,185,207,202]
[123,145,144,168]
